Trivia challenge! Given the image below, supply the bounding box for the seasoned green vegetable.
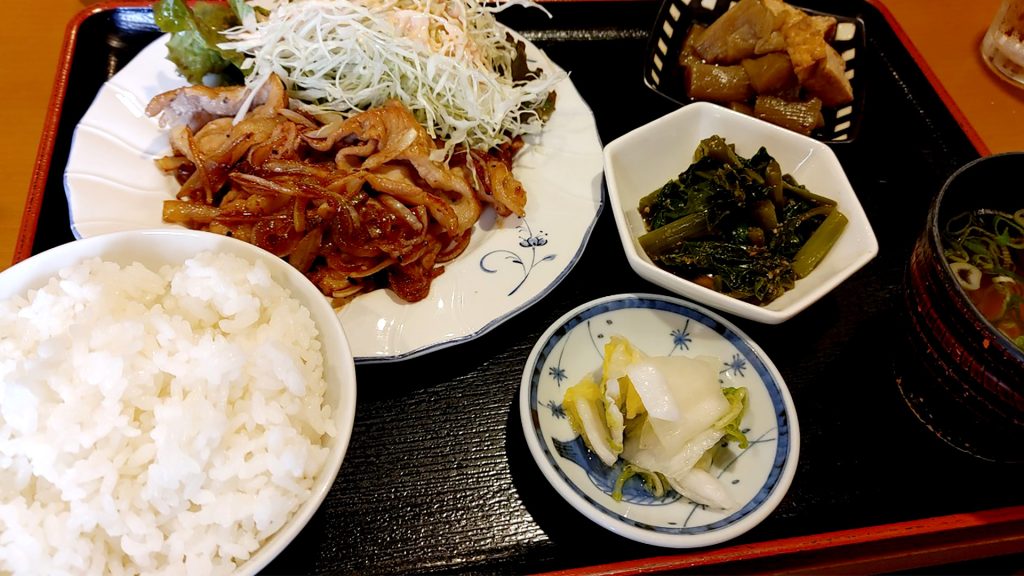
[792,208,847,278]
[638,135,846,305]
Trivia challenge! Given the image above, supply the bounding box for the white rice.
[0,251,336,575]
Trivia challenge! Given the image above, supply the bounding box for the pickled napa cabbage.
[562,336,748,509]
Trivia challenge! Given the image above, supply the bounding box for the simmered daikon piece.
[678,23,707,68]
[797,44,855,107]
[741,52,799,94]
[692,0,787,64]
[685,62,753,104]
[753,95,824,135]
[728,101,755,116]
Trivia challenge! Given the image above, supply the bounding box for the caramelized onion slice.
[289,226,323,273]
[162,200,219,225]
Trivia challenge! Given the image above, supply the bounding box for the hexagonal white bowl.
[603,101,878,324]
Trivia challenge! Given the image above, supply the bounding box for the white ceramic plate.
[519,293,799,548]
[64,33,604,363]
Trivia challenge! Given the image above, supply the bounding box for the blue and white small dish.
[519,293,800,548]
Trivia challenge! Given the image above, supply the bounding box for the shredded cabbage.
[218,0,564,156]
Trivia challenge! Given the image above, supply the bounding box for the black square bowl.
[643,0,866,143]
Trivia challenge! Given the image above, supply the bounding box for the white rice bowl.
[0,230,356,576]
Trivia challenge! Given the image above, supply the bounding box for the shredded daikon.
[218,0,564,156]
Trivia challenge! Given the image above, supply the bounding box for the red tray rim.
[15,1,1013,573]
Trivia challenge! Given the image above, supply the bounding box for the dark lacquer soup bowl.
[902,153,1024,461]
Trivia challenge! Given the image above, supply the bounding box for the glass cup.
[981,0,1024,88]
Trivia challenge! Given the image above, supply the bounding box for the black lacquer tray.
[20,1,1024,574]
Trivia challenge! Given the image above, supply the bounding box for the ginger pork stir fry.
[146,75,527,305]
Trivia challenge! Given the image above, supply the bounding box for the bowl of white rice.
[0,229,357,575]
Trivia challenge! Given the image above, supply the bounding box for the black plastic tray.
[23,1,1023,574]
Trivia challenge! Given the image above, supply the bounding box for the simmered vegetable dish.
[943,208,1024,350]
[678,0,854,136]
[639,135,847,305]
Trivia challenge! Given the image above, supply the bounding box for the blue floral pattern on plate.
[519,293,800,548]
[480,220,557,296]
